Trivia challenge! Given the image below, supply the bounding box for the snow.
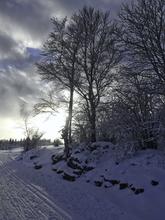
[0,143,165,219]
[0,147,71,220]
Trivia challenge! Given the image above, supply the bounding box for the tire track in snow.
[2,167,70,220]
[0,154,72,220]
[0,166,49,220]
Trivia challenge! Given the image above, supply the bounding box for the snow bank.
[16,142,165,220]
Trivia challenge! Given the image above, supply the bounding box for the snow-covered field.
[0,144,165,220]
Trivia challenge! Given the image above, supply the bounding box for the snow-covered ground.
[0,144,165,220]
[0,147,71,220]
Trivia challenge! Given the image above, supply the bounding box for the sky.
[0,0,126,140]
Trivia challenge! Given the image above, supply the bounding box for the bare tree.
[109,66,159,149]
[37,17,80,158]
[20,103,43,151]
[70,7,121,142]
[38,7,121,152]
[119,0,165,94]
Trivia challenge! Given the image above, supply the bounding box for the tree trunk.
[90,103,96,142]
[62,117,70,159]
[62,85,74,159]
[68,85,74,144]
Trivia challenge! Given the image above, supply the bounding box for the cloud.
[0,31,18,58]
[0,0,125,97]
[0,0,53,48]
[49,0,125,17]
[0,66,41,117]
[0,0,125,48]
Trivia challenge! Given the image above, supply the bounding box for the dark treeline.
[0,139,51,150]
[36,0,165,158]
[0,139,23,150]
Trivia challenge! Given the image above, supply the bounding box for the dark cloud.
[51,0,126,17]
[0,0,51,45]
[0,31,18,56]
[0,31,29,65]
[0,0,125,47]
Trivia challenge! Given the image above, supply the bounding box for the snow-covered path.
[0,150,71,220]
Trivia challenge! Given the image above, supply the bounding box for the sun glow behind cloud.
[32,109,67,140]
[0,108,67,141]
